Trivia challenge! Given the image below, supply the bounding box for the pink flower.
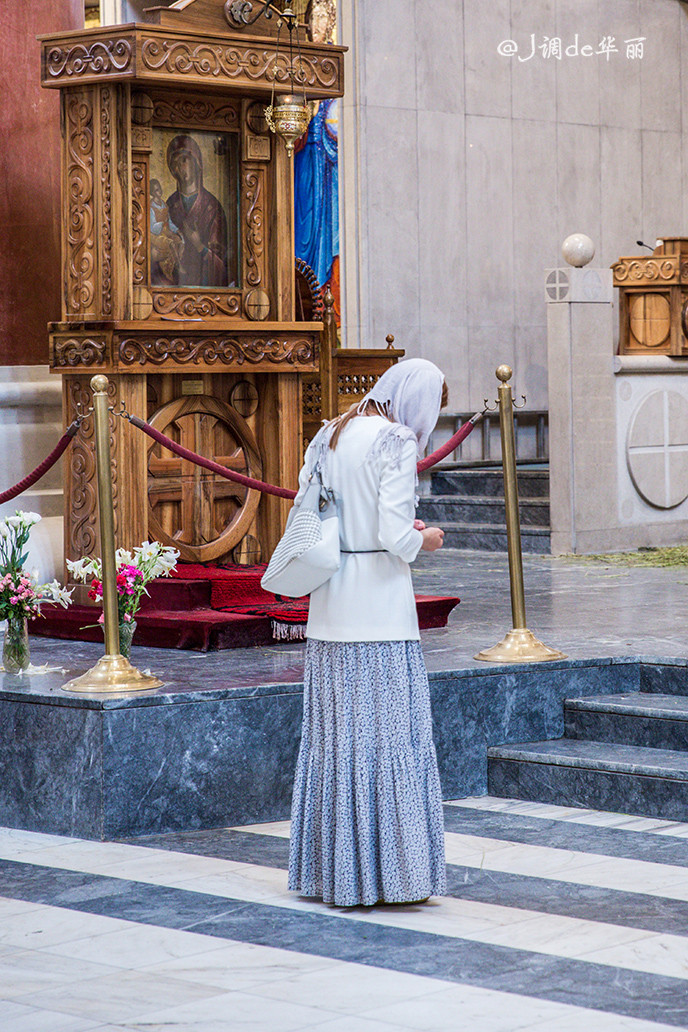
[97,613,104,624]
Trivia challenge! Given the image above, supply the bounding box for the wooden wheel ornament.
[146,394,262,563]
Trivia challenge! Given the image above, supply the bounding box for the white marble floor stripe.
[4,827,688,982]
[239,819,688,902]
[0,896,682,1032]
[450,797,688,838]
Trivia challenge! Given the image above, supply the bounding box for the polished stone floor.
[4,551,688,1028]
[21,548,688,687]
[2,797,688,1031]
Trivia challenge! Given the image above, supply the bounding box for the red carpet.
[31,563,460,652]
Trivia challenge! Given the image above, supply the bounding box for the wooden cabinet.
[40,1,345,570]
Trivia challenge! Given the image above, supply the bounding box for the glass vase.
[118,618,136,659]
[3,613,30,673]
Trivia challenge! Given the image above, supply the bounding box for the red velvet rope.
[130,415,298,498]
[130,412,481,500]
[417,414,481,472]
[0,420,81,506]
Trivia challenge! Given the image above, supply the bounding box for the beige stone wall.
[339,0,688,413]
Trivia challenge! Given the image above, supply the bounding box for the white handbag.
[260,467,340,598]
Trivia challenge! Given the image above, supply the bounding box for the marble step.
[437,521,551,553]
[430,468,549,499]
[487,738,688,821]
[417,495,550,527]
[565,693,688,752]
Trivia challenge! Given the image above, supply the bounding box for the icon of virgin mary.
[165,134,229,288]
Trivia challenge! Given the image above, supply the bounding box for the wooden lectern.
[613,238,688,356]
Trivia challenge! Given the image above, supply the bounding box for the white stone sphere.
[562,233,595,267]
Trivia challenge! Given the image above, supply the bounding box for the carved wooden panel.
[243,166,266,292]
[44,36,135,82]
[51,336,107,368]
[64,89,96,317]
[64,376,119,562]
[139,35,342,94]
[42,28,345,99]
[302,377,321,418]
[117,334,316,369]
[131,158,148,287]
[337,372,383,398]
[100,87,113,316]
[151,92,240,131]
[146,393,262,563]
[131,126,153,150]
[613,257,682,286]
[152,292,241,318]
[628,294,672,349]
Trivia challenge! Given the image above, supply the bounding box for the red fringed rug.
[31,563,460,651]
[170,563,311,637]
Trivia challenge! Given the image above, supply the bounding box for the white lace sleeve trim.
[367,423,420,505]
[366,423,417,469]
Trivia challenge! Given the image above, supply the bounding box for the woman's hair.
[328,379,449,451]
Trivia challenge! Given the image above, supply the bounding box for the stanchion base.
[62,654,164,694]
[474,628,567,664]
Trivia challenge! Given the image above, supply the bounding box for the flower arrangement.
[0,511,72,673]
[67,541,179,656]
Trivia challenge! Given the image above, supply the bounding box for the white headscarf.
[358,358,445,455]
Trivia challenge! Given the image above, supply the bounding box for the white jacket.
[293,415,423,642]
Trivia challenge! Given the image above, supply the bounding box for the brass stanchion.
[475,365,566,664]
[63,376,164,693]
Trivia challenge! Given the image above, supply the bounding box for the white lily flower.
[20,512,41,526]
[67,557,101,582]
[66,558,86,579]
[6,516,22,527]
[135,541,159,560]
[0,523,9,539]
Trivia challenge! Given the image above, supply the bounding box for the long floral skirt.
[288,639,447,907]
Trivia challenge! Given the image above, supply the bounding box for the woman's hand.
[420,526,444,551]
[414,519,426,531]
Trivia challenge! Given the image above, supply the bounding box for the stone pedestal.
[547,268,688,553]
[546,267,619,554]
[0,641,636,840]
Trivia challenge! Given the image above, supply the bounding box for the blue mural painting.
[294,97,339,294]
[293,1,340,320]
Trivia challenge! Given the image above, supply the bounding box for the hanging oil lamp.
[263,6,311,155]
[225,1,311,155]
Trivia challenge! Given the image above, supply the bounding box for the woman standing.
[288,359,447,907]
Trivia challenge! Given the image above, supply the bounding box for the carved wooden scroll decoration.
[152,95,240,130]
[100,88,113,316]
[67,379,98,558]
[243,168,265,289]
[52,337,107,368]
[140,38,340,92]
[613,258,679,284]
[118,336,316,367]
[152,293,242,318]
[46,38,134,80]
[42,31,344,97]
[65,91,96,315]
[131,161,148,286]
